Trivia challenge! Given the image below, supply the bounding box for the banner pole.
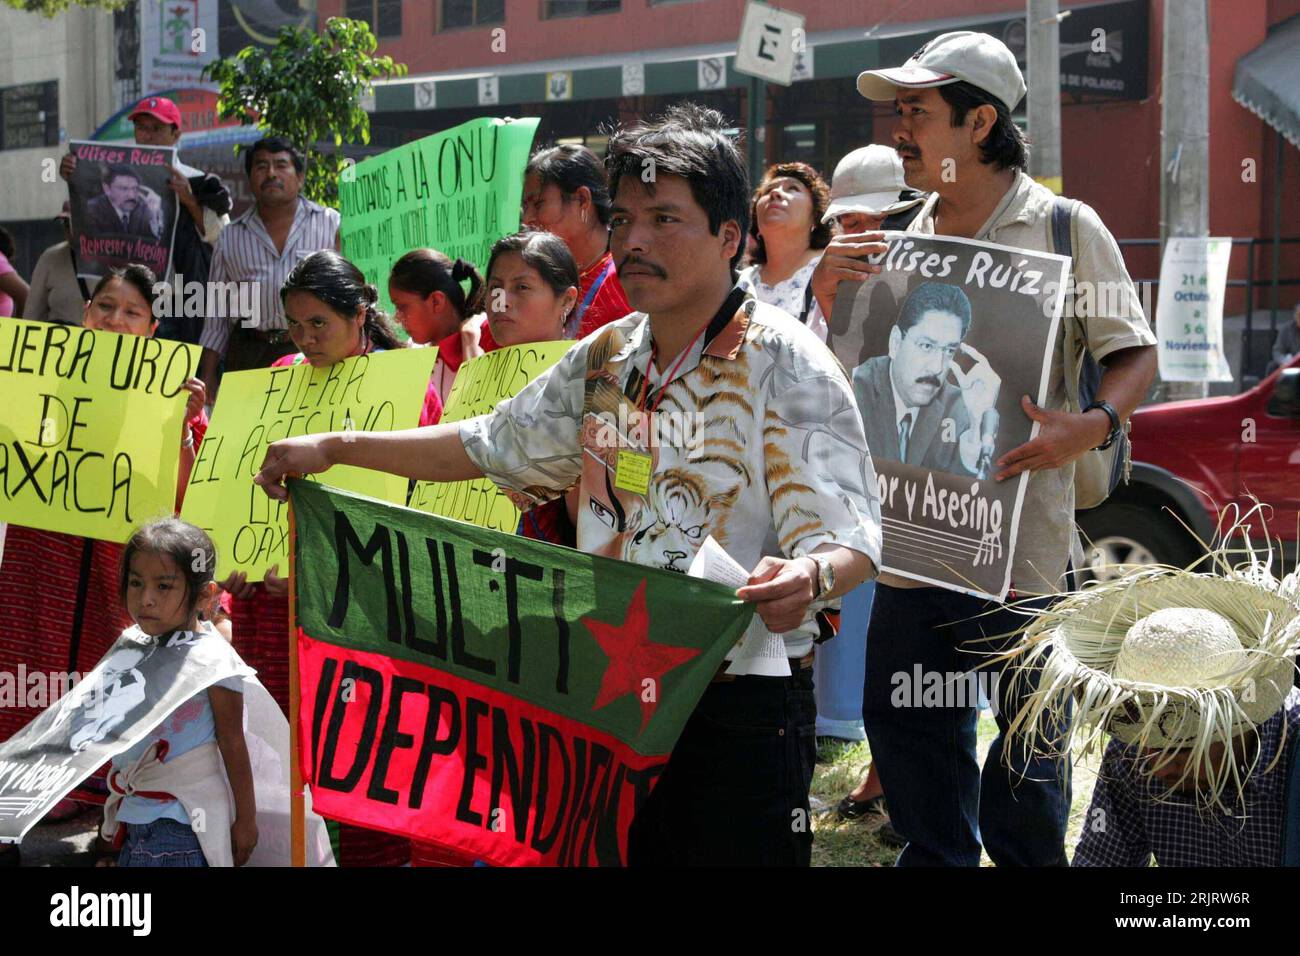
[288,488,305,868]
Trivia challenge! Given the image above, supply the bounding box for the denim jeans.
[627,667,817,866]
[814,582,875,740]
[118,818,208,867]
[862,584,1071,866]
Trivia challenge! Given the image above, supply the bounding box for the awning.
[1232,13,1300,147]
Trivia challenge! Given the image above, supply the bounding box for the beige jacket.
[103,740,235,867]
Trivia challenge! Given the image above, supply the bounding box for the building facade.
[0,0,1296,351]
[325,0,1299,323]
[0,3,121,273]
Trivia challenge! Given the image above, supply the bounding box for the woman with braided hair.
[219,249,442,867]
[389,248,492,403]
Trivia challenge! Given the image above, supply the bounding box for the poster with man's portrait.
[0,630,234,843]
[828,233,1069,600]
[67,139,179,284]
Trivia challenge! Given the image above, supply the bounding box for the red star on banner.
[583,580,702,733]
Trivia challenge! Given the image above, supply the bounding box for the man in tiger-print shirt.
[256,104,883,866]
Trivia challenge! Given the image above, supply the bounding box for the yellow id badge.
[614,449,653,495]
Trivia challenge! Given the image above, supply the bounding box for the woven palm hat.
[1003,556,1300,810]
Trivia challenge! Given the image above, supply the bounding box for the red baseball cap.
[128,96,182,128]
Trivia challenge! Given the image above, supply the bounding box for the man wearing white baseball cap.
[824,145,925,223]
[809,145,925,324]
[848,30,1158,868]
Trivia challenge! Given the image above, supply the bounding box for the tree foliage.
[203,16,406,206]
[3,0,127,15]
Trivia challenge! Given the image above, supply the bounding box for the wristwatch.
[808,554,835,599]
[1083,400,1123,450]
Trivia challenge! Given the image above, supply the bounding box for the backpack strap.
[1049,196,1074,260]
[1050,196,1088,411]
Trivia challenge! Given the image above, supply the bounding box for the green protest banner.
[181,349,437,581]
[409,341,570,532]
[0,318,198,542]
[292,479,753,866]
[338,117,540,316]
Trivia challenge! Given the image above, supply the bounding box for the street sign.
[733,0,806,87]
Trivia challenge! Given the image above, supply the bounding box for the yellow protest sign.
[0,318,198,542]
[181,348,437,580]
[408,341,571,531]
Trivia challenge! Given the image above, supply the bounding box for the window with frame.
[438,0,505,30]
[542,1,621,19]
[346,0,403,38]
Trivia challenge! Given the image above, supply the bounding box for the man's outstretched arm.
[254,422,483,500]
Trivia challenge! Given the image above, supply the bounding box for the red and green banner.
[290,480,753,866]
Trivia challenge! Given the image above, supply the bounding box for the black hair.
[749,161,833,265]
[526,144,613,227]
[103,163,140,187]
[389,248,486,317]
[897,281,972,338]
[486,229,580,302]
[119,518,217,621]
[605,102,751,276]
[0,226,13,260]
[90,264,160,312]
[937,81,1029,172]
[244,135,306,177]
[280,250,403,351]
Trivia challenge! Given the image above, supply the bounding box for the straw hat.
[1002,536,1300,810]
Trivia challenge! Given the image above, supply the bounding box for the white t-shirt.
[736,258,826,341]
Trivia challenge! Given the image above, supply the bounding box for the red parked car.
[1078,355,1300,579]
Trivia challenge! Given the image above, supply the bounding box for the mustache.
[915,374,942,388]
[618,255,667,278]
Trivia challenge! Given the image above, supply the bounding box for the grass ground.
[23,714,1101,867]
[811,713,1102,866]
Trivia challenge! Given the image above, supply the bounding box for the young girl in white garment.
[100,518,258,867]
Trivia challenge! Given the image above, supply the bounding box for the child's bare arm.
[210,685,257,865]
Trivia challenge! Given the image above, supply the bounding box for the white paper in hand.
[688,537,792,678]
[687,535,750,588]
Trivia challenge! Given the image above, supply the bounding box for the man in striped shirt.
[197,136,339,400]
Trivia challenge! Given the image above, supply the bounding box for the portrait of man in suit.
[852,281,1001,478]
[85,164,163,240]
